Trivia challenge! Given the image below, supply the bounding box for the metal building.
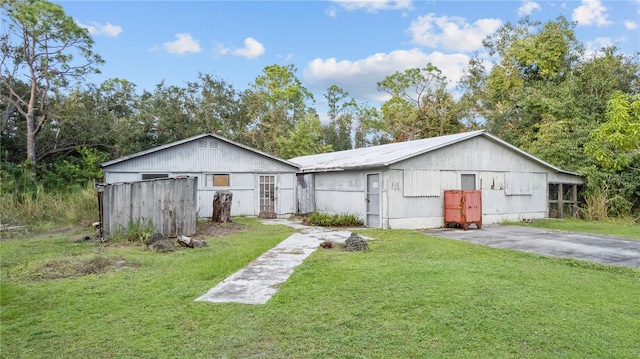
[101,134,300,218]
[289,130,584,229]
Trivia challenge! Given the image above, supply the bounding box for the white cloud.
[624,21,638,30]
[303,48,470,103]
[586,37,614,51]
[77,21,122,37]
[213,43,230,56]
[331,0,412,12]
[231,38,265,59]
[582,37,616,59]
[518,1,541,17]
[278,53,295,62]
[408,14,502,52]
[326,7,337,17]
[572,0,612,27]
[163,33,202,55]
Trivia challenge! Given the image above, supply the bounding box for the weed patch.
[30,256,132,281]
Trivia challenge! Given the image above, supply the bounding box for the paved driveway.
[423,225,640,268]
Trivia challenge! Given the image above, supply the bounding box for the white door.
[366,173,380,227]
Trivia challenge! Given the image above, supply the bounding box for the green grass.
[507,217,640,239]
[2,218,639,358]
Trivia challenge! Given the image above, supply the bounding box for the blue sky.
[57,0,639,111]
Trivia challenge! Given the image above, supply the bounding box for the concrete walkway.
[195,220,357,304]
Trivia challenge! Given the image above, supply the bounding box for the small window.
[461,174,476,190]
[142,173,169,180]
[206,174,229,187]
[199,139,218,149]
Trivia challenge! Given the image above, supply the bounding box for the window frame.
[141,173,169,180]
[205,173,230,187]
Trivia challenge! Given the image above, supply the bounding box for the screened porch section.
[548,183,583,218]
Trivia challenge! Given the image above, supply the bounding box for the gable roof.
[101,133,299,169]
[289,130,579,176]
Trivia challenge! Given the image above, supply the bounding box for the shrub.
[306,212,362,227]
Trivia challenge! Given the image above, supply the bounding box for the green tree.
[377,64,462,141]
[323,85,366,151]
[585,91,640,171]
[0,0,103,168]
[243,64,314,155]
[186,73,248,142]
[278,113,332,159]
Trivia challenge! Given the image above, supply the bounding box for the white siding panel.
[197,189,256,217]
[403,170,440,197]
[440,171,457,191]
[278,173,295,189]
[104,138,297,174]
[391,136,551,173]
[480,172,505,191]
[505,172,532,195]
[315,190,365,220]
[315,171,365,192]
[277,189,296,216]
[105,172,139,183]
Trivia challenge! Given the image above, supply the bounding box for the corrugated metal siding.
[99,177,197,237]
[391,136,551,173]
[313,171,369,222]
[315,171,366,192]
[403,170,440,197]
[197,188,256,217]
[480,172,505,191]
[104,138,298,173]
[194,173,297,218]
[505,172,532,195]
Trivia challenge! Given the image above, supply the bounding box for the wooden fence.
[97,176,197,238]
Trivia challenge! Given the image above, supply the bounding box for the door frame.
[459,172,479,190]
[365,172,382,228]
[258,173,277,218]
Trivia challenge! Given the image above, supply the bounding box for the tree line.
[2,1,639,216]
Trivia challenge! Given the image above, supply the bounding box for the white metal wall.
[313,171,371,223]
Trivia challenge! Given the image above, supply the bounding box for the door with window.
[259,175,276,218]
[366,173,380,228]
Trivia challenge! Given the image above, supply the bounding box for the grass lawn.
[1,217,639,358]
[507,217,640,239]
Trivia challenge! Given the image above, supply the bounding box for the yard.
[1,217,639,358]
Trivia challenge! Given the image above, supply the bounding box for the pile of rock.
[177,235,209,248]
[146,233,176,252]
[344,233,369,252]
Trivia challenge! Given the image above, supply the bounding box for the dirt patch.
[195,221,245,239]
[32,256,133,281]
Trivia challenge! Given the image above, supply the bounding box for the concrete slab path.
[195,220,357,305]
[423,225,640,268]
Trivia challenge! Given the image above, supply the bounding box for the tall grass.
[581,186,609,221]
[0,185,98,231]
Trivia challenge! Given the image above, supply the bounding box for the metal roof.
[101,133,300,169]
[289,130,580,176]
